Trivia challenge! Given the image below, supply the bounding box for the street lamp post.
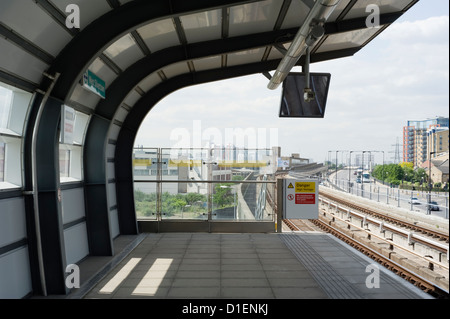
[335,150,338,184]
[349,151,354,193]
[427,151,436,215]
[361,151,367,197]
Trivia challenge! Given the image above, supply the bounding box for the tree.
[415,168,427,183]
[185,193,206,205]
[399,162,414,170]
[213,183,234,208]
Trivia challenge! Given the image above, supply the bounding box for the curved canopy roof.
[0,0,420,296]
[1,0,417,121]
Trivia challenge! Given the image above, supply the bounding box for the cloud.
[135,14,449,163]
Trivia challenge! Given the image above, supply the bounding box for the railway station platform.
[58,230,432,300]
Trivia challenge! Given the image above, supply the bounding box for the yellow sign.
[295,182,315,193]
[288,183,294,189]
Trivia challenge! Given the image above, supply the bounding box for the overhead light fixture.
[267,0,341,90]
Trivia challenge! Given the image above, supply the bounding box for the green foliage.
[399,162,414,170]
[372,163,429,186]
[213,183,235,208]
[134,190,207,217]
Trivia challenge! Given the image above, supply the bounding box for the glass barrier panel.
[160,182,208,220]
[134,184,158,220]
[212,181,275,221]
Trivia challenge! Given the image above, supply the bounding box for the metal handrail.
[133,179,276,184]
[320,197,449,256]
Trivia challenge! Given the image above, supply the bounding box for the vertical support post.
[445,195,448,219]
[276,178,283,233]
[410,190,413,211]
[398,189,400,207]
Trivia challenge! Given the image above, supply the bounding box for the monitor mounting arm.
[267,0,341,90]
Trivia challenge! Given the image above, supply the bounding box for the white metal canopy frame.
[0,0,418,297]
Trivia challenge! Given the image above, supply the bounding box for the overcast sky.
[135,0,449,164]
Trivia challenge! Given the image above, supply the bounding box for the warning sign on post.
[295,182,315,193]
[283,178,318,219]
[295,193,315,204]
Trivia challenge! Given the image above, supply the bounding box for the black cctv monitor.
[279,72,331,118]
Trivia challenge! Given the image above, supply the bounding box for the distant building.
[427,127,449,160]
[133,146,278,194]
[403,116,449,167]
[280,153,309,167]
[420,153,449,185]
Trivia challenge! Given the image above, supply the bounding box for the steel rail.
[319,191,449,242]
[319,197,449,256]
[319,208,449,270]
[311,218,449,298]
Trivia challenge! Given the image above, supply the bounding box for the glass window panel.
[0,142,5,182]
[137,19,180,52]
[103,33,145,71]
[229,0,282,37]
[0,86,12,129]
[59,149,71,178]
[180,9,221,43]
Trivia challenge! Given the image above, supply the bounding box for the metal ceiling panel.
[180,9,222,43]
[48,0,112,31]
[325,0,352,22]
[192,56,222,72]
[229,0,284,37]
[315,27,381,53]
[343,0,415,20]
[69,84,102,110]
[137,19,181,53]
[0,37,49,85]
[123,90,142,107]
[162,62,191,80]
[103,33,145,71]
[88,58,119,90]
[227,48,265,67]
[266,46,284,61]
[113,106,129,123]
[0,0,71,56]
[119,0,134,5]
[280,0,310,29]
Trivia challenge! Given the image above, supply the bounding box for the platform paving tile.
[80,232,432,299]
[168,287,221,299]
[221,264,264,271]
[177,264,219,271]
[221,278,270,287]
[172,278,220,287]
[272,287,329,299]
[221,287,274,299]
[221,258,261,265]
[175,271,220,278]
[221,271,267,278]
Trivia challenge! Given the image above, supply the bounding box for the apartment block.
[427,127,449,160]
[403,117,449,167]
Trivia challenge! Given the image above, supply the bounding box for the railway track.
[283,218,320,232]
[271,175,449,297]
[319,190,449,242]
[283,218,449,299]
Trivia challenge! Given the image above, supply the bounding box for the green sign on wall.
[82,70,106,99]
